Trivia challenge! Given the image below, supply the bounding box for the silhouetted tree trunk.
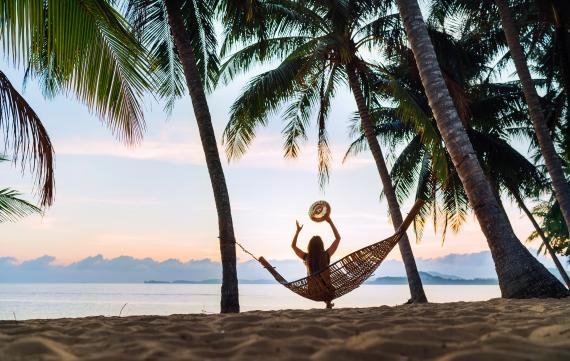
[396,0,568,298]
[512,191,570,289]
[552,4,570,125]
[347,62,427,303]
[495,0,570,232]
[164,0,239,313]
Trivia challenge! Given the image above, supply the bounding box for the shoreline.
[1,298,569,360]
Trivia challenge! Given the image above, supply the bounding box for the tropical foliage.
[345,23,543,242]
[529,198,569,257]
[0,0,151,207]
[125,0,241,312]
[219,0,430,302]
[0,70,54,206]
[429,0,570,251]
[0,157,41,222]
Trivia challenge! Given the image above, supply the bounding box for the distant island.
[145,272,499,285]
[366,272,498,285]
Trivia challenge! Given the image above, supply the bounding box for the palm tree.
[0,0,151,206]
[351,115,570,288]
[0,157,42,222]
[431,0,569,130]
[126,0,240,313]
[346,27,569,284]
[512,192,570,288]
[345,111,468,243]
[219,0,427,303]
[529,197,569,259]
[527,142,570,266]
[395,0,567,297]
[0,71,54,207]
[494,0,570,236]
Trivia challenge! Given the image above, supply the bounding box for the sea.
[0,284,501,320]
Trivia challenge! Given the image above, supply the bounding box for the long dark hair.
[306,236,330,274]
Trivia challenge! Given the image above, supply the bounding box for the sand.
[1,298,569,360]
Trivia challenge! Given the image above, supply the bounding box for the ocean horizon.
[0,283,501,320]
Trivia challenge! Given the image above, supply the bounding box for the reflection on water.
[0,283,501,320]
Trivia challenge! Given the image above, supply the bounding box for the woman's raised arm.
[325,217,341,257]
[291,220,307,260]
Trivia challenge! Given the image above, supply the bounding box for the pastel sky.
[0,56,546,266]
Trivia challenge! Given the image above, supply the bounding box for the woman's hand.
[292,221,307,260]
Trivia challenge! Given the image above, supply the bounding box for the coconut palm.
[352,112,570,288]
[0,0,151,206]
[219,0,427,303]
[432,0,569,127]
[344,108,468,243]
[430,0,570,257]
[125,0,240,313]
[0,157,42,222]
[345,29,552,249]
[494,0,570,242]
[394,0,567,297]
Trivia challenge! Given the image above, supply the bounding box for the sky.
[0,52,555,270]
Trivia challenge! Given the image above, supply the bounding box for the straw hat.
[309,200,331,222]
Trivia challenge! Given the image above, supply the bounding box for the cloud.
[61,195,160,206]
[56,132,374,172]
[56,140,206,165]
[1,250,565,283]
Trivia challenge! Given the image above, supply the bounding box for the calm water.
[0,284,500,320]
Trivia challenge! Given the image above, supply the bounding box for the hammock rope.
[235,199,425,307]
[235,241,259,261]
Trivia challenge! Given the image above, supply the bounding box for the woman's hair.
[306,236,329,274]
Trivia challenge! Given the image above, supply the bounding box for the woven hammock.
[254,199,425,307]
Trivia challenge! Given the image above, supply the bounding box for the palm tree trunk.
[552,5,570,125]
[347,63,427,303]
[164,0,239,313]
[485,171,509,218]
[495,0,570,231]
[395,0,568,298]
[512,191,570,289]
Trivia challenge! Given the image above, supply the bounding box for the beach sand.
[1,298,569,360]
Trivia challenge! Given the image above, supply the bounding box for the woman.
[291,215,340,308]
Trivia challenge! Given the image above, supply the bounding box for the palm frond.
[0,188,41,223]
[281,84,317,159]
[316,64,338,187]
[440,170,469,240]
[218,36,313,85]
[1,0,150,143]
[374,66,449,180]
[387,136,423,204]
[0,71,54,206]
[413,153,435,242]
[224,55,314,159]
[127,0,185,112]
[182,0,219,91]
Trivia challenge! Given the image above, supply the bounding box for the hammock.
[239,199,425,308]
